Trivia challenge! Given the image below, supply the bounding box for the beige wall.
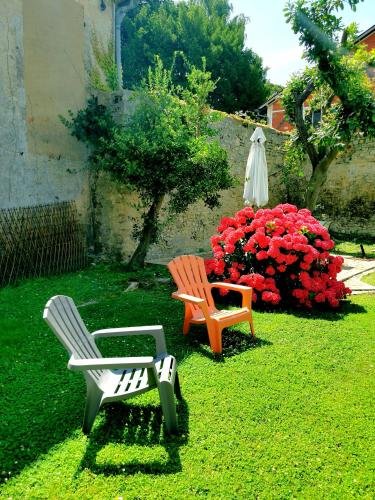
[0,0,113,236]
[23,0,115,160]
[23,0,86,159]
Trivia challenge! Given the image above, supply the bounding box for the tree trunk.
[128,195,165,269]
[305,149,338,212]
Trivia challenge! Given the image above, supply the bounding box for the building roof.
[257,92,282,111]
[356,24,375,43]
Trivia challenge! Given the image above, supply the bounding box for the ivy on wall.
[89,32,118,92]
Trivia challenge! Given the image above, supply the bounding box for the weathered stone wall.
[0,0,113,234]
[319,138,375,239]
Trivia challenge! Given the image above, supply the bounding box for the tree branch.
[294,80,319,168]
[340,27,348,46]
[296,80,314,105]
[315,147,338,174]
[305,146,338,211]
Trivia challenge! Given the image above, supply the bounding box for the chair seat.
[191,307,250,324]
[105,354,176,399]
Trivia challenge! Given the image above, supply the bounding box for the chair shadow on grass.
[76,397,189,477]
[187,326,272,362]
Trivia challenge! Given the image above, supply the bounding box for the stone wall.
[0,0,113,235]
[319,138,375,239]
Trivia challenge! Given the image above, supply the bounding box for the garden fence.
[0,201,87,287]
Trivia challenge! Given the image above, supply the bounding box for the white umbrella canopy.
[243,126,269,207]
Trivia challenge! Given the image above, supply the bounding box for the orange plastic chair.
[168,255,255,354]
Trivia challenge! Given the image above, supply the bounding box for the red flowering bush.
[205,204,351,309]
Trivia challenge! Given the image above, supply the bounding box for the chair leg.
[183,306,192,335]
[249,312,255,337]
[207,323,223,354]
[174,371,182,400]
[158,382,178,434]
[82,384,103,435]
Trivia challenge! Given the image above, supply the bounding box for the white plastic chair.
[43,295,181,434]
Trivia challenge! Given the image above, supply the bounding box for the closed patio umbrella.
[243,126,268,207]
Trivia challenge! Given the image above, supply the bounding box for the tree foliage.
[282,0,375,211]
[121,0,269,113]
[62,58,234,267]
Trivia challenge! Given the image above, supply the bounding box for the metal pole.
[114,0,142,89]
[115,7,125,88]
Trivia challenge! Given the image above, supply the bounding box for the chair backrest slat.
[197,256,215,308]
[187,256,205,300]
[168,258,191,294]
[188,255,214,308]
[179,256,200,298]
[168,255,215,311]
[43,295,103,382]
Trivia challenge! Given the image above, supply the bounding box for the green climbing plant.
[89,32,118,92]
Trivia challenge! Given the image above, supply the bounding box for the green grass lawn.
[332,238,375,259]
[1,264,374,499]
[362,272,375,287]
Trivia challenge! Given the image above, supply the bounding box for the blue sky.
[230,0,375,84]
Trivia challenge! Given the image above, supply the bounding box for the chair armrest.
[171,292,211,322]
[210,282,252,308]
[68,355,155,371]
[171,292,205,305]
[154,354,177,384]
[91,325,167,355]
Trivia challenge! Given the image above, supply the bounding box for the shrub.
[205,204,351,308]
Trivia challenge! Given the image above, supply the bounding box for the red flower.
[224,243,236,254]
[229,267,240,281]
[204,258,216,275]
[266,265,276,276]
[300,262,310,270]
[262,291,281,305]
[285,254,298,265]
[314,292,325,303]
[211,235,222,246]
[236,207,255,220]
[256,250,268,260]
[217,217,237,232]
[213,250,225,260]
[214,260,225,276]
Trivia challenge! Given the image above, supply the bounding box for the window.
[312,110,322,127]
